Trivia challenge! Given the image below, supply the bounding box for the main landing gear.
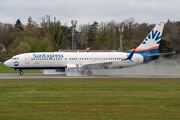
[87,70,93,76]
[20,71,24,75]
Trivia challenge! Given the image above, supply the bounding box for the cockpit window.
[11,57,19,60]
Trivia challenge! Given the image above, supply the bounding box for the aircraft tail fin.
[126,22,164,54]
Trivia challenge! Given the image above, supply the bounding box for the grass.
[0,78,180,120]
[0,63,42,73]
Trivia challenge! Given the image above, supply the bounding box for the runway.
[1,73,180,79]
[1,64,180,79]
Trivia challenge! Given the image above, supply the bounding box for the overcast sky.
[0,0,180,26]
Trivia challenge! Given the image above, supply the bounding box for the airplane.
[4,22,165,76]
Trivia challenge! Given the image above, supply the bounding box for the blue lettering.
[33,54,64,59]
[33,54,36,58]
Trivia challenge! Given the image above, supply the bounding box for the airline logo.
[14,61,19,66]
[33,54,64,59]
[142,30,161,45]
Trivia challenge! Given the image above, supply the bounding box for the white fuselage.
[4,52,144,70]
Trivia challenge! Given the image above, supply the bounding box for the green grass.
[0,63,42,73]
[0,78,180,120]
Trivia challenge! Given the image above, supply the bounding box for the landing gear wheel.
[87,70,93,76]
[20,71,24,75]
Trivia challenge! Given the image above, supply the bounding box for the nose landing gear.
[20,71,24,75]
[14,69,24,75]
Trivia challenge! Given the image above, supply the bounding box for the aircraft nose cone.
[4,60,11,67]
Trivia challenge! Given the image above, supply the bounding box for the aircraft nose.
[4,60,11,67]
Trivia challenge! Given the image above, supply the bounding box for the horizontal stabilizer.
[147,52,176,57]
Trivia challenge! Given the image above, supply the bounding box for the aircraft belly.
[14,60,65,70]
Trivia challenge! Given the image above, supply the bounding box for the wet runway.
[1,64,180,79]
[0,73,180,79]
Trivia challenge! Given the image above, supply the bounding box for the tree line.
[0,16,179,57]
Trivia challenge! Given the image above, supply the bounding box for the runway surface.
[1,64,180,79]
[1,73,180,79]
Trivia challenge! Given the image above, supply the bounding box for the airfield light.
[120,26,123,52]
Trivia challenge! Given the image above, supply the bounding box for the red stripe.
[129,46,159,52]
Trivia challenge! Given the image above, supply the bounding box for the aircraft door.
[25,56,30,64]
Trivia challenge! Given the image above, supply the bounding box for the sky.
[0,0,180,26]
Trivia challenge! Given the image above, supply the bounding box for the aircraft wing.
[81,61,113,69]
[80,48,136,69]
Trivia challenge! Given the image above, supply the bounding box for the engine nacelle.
[65,64,85,76]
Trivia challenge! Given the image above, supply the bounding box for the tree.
[159,39,173,53]
[39,15,65,51]
[59,25,71,49]
[96,22,108,50]
[40,38,52,52]
[87,21,98,49]
[159,39,173,58]
[78,24,90,49]
[19,42,31,53]
[13,46,23,55]
[8,36,42,54]
[15,19,23,30]
[20,23,40,39]
[27,16,33,25]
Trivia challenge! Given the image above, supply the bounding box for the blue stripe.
[124,49,159,63]
[11,67,65,70]
[125,49,158,54]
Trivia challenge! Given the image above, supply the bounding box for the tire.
[87,70,93,76]
[20,71,24,75]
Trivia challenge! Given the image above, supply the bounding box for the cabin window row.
[31,58,63,60]
[69,58,78,60]
[79,58,124,60]
[31,58,125,61]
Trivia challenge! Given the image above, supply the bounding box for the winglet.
[85,47,90,52]
[124,48,136,63]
